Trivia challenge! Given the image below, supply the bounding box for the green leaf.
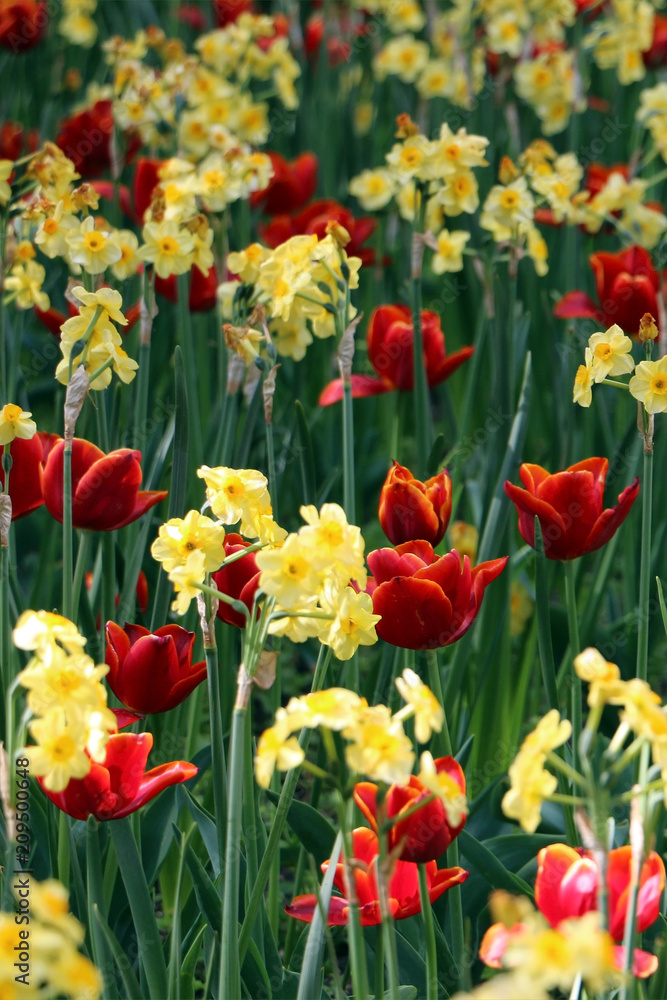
[242,935,274,1000]
[656,577,667,639]
[180,924,206,1000]
[426,433,445,476]
[184,842,221,936]
[265,791,336,867]
[458,829,533,898]
[295,400,316,506]
[180,786,220,876]
[93,904,145,1000]
[140,785,180,886]
[297,831,342,1000]
[150,346,188,631]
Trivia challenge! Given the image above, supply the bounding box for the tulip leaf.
[180,924,206,1000]
[264,790,336,867]
[295,400,316,505]
[92,904,145,1000]
[150,346,188,631]
[243,935,274,1000]
[426,433,445,476]
[180,786,220,876]
[392,928,427,998]
[454,734,474,770]
[184,842,222,935]
[140,785,180,886]
[656,577,667,638]
[457,829,533,898]
[296,831,342,1000]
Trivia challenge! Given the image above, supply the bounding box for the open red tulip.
[105,622,207,715]
[554,246,660,336]
[0,0,46,52]
[354,756,466,864]
[319,304,474,405]
[43,438,167,531]
[286,827,468,926]
[378,461,452,547]
[250,151,318,215]
[0,431,58,520]
[259,198,377,265]
[504,457,639,561]
[37,729,197,821]
[367,540,507,650]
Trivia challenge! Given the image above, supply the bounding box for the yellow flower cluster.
[480,160,549,275]
[255,502,378,659]
[575,647,667,800]
[55,286,137,390]
[637,82,667,163]
[349,122,489,226]
[13,611,117,793]
[573,321,667,414]
[226,231,362,361]
[501,709,572,832]
[0,878,102,999]
[585,0,654,85]
[514,49,577,136]
[479,0,576,57]
[254,668,447,790]
[59,0,98,48]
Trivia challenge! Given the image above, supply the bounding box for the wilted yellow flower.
[395,668,444,744]
[151,510,226,574]
[629,357,667,413]
[343,703,415,785]
[319,587,380,661]
[418,750,468,827]
[254,708,305,788]
[0,404,36,446]
[27,709,92,792]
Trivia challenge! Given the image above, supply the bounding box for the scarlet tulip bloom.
[644,14,667,68]
[535,843,665,943]
[38,730,197,821]
[554,245,660,336]
[354,756,466,864]
[105,622,207,715]
[0,431,57,520]
[250,151,318,215]
[379,461,452,547]
[319,304,474,405]
[212,532,261,628]
[286,827,468,926]
[259,198,377,265]
[367,540,507,650]
[213,0,254,26]
[504,457,639,561]
[0,0,45,52]
[43,438,167,531]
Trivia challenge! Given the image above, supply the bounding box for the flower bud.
[638,312,659,343]
[378,461,452,546]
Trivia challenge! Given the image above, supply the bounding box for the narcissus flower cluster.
[571,319,667,414]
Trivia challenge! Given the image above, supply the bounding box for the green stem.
[101,531,116,638]
[446,839,467,992]
[374,925,384,1000]
[637,444,653,682]
[71,531,93,622]
[219,697,247,1000]
[86,817,117,1000]
[62,441,74,621]
[426,649,451,756]
[376,812,400,1000]
[418,864,437,1000]
[339,794,370,1000]
[177,273,203,473]
[411,195,432,477]
[564,560,581,772]
[342,377,355,523]
[204,643,227,874]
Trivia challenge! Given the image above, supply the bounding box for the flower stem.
[71,531,92,622]
[204,643,227,871]
[411,194,432,478]
[376,811,401,1000]
[564,560,581,772]
[219,694,247,1000]
[62,440,74,621]
[418,863,438,1000]
[339,794,370,1000]
[637,444,653,682]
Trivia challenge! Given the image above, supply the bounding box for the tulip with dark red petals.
[0,0,46,52]
[554,245,660,336]
[250,151,318,215]
[211,533,261,628]
[213,0,254,26]
[644,14,667,68]
[286,827,468,926]
[38,730,197,821]
[379,461,452,547]
[367,540,507,650]
[259,198,377,265]
[353,757,466,864]
[154,265,219,312]
[0,431,57,520]
[319,304,474,405]
[43,438,167,532]
[504,458,639,561]
[105,622,207,715]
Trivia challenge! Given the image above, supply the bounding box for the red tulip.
[286,827,468,926]
[319,304,474,405]
[554,245,660,336]
[504,457,639,561]
[213,0,254,26]
[535,843,665,942]
[105,622,207,714]
[367,540,507,650]
[379,461,452,547]
[0,0,46,52]
[0,120,38,159]
[154,264,219,312]
[250,151,318,215]
[353,757,466,864]
[0,431,57,519]
[259,197,377,265]
[177,3,207,31]
[38,729,197,821]
[43,438,167,531]
[56,100,141,179]
[644,14,667,68]
[211,532,260,628]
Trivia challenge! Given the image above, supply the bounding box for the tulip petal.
[430,345,475,386]
[535,843,585,927]
[285,894,350,925]
[479,922,512,968]
[372,576,453,650]
[352,782,379,834]
[504,479,568,555]
[113,760,197,818]
[613,946,659,979]
[553,290,602,321]
[104,733,153,810]
[39,762,116,822]
[583,478,640,556]
[318,374,394,406]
